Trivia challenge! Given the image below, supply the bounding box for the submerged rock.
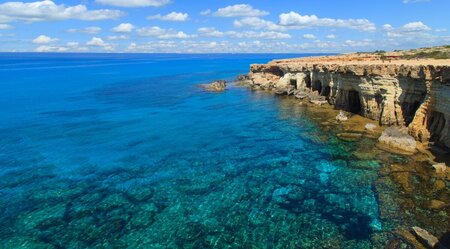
[275,86,295,95]
[308,93,328,105]
[235,74,252,87]
[410,226,441,249]
[294,91,308,99]
[336,110,348,121]
[432,163,447,174]
[337,132,363,141]
[199,80,227,92]
[272,186,292,204]
[429,199,447,209]
[236,74,249,81]
[365,123,377,131]
[378,127,417,154]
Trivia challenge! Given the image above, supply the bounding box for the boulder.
[294,91,308,99]
[410,226,442,249]
[336,110,348,121]
[378,127,417,154]
[308,93,328,105]
[275,86,295,95]
[365,123,377,131]
[236,74,249,81]
[432,163,447,174]
[199,80,227,92]
[429,199,447,209]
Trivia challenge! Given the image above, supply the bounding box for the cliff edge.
[248,50,450,150]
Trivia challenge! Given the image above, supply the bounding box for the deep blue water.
[0,53,445,248]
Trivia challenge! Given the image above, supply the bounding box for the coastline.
[229,48,450,247]
[243,51,450,161]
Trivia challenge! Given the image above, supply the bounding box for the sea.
[0,53,447,248]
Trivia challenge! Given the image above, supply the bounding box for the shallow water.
[0,53,448,248]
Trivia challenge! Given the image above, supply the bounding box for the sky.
[0,0,449,53]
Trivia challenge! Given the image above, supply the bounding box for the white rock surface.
[336,111,348,121]
[378,127,417,154]
[365,123,377,131]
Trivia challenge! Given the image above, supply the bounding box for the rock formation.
[410,226,444,249]
[199,80,227,92]
[248,55,450,150]
[378,127,417,154]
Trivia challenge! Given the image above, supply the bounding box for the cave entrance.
[402,101,422,126]
[348,90,362,114]
[313,80,322,93]
[305,74,311,88]
[290,79,297,89]
[267,66,284,77]
[321,86,331,97]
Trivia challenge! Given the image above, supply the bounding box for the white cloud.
[197,27,290,40]
[87,37,106,46]
[402,21,431,32]
[158,32,192,39]
[382,24,393,31]
[233,17,284,31]
[32,35,58,44]
[35,45,68,52]
[67,26,102,34]
[384,21,432,38]
[344,39,373,47]
[279,11,376,32]
[326,34,336,39]
[66,42,79,47]
[403,0,430,3]
[0,0,124,23]
[303,34,316,39]
[148,12,188,21]
[34,41,88,52]
[226,31,291,39]
[95,0,170,8]
[107,35,129,40]
[0,24,12,29]
[66,42,88,51]
[197,27,224,37]
[136,26,195,39]
[200,9,211,16]
[112,23,135,33]
[86,37,114,51]
[212,4,269,17]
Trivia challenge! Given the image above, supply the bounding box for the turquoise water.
[0,53,446,248]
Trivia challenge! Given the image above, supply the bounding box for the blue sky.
[0,0,449,53]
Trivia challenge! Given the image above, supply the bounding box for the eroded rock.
[365,123,377,132]
[248,56,450,150]
[199,80,227,92]
[432,163,447,174]
[378,127,417,154]
[336,110,348,122]
[410,226,440,249]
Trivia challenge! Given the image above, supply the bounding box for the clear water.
[0,53,447,248]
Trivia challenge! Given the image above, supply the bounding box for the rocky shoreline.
[242,55,450,156]
[233,53,450,249]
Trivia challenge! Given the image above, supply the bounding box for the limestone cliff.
[249,56,450,149]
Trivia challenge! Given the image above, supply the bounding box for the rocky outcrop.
[410,226,443,249]
[378,127,417,154]
[199,80,227,92]
[249,58,450,150]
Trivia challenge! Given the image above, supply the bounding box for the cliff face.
[249,59,450,149]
